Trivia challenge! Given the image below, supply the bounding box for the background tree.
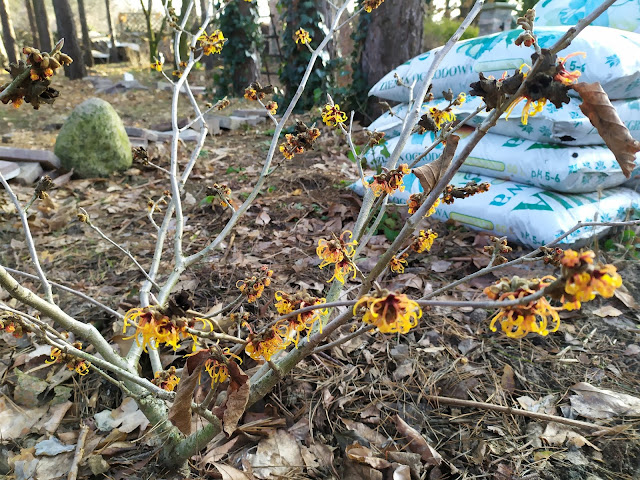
[349,0,425,122]
[77,0,93,67]
[214,0,261,96]
[104,0,117,62]
[32,0,51,52]
[140,0,168,63]
[25,0,39,49]
[278,0,327,111]
[52,0,86,79]
[0,0,18,63]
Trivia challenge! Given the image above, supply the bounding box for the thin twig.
[423,394,620,434]
[2,266,123,319]
[67,423,89,480]
[0,173,54,303]
[80,209,161,290]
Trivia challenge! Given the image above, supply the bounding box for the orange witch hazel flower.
[152,366,180,391]
[237,266,274,303]
[354,290,422,334]
[554,52,587,85]
[317,230,358,283]
[275,291,327,346]
[389,253,408,274]
[245,325,286,362]
[317,230,357,267]
[560,249,622,307]
[123,306,212,351]
[371,164,411,197]
[46,342,91,375]
[484,276,560,339]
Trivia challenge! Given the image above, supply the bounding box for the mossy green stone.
[55,98,132,178]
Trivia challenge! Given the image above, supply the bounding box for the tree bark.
[32,0,51,52]
[104,0,117,62]
[26,0,39,49]
[232,0,259,90]
[0,0,18,64]
[52,0,86,79]
[360,0,424,121]
[77,0,93,66]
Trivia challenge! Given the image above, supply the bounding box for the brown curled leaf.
[412,134,459,195]
[572,82,639,178]
[168,363,203,435]
[394,415,442,466]
[212,360,249,436]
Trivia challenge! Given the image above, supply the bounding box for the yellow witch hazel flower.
[411,229,438,253]
[198,30,226,55]
[484,276,560,339]
[294,28,311,45]
[363,0,385,12]
[321,103,347,127]
[354,290,422,334]
[123,306,212,351]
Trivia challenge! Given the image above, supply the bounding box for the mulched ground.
[1,65,639,479]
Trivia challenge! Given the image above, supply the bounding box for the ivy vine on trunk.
[214,0,262,97]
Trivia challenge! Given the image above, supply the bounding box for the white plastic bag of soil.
[349,172,640,248]
[368,95,640,146]
[534,0,640,33]
[368,26,640,102]
[364,127,640,193]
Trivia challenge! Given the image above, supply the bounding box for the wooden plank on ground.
[0,147,61,169]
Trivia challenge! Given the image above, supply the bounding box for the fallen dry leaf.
[256,210,271,226]
[94,397,149,434]
[592,305,622,318]
[342,418,388,446]
[394,415,442,466]
[572,82,639,177]
[613,287,640,310]
[249,429,304,479]
[212,462,251,480]
[0,397,50,440]
[570,382,640,419]
[501,364,516,393]
[168,364,203,435]
[412,135,459,194]
[540,422,599,450]
[346,443,392,470]
[430,260,452,273]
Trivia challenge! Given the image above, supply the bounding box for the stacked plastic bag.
[350,25,640,247]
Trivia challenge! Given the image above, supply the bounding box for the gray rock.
[55,98,132,178]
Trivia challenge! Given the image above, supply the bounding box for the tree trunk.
[104,0,117,62]
[76,0,93,66]
[52,0,86,79]
[26,0,39,49]
[232,0,259,90]
[32,0,51,52]
[360,0,424,121]
[0,0,18,64]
